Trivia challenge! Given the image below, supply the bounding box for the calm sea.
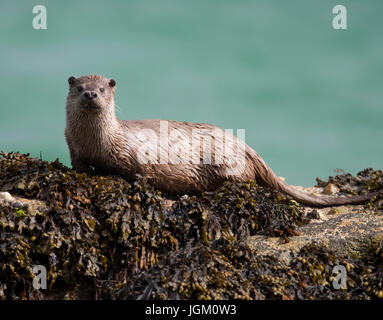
[0,0,382,186]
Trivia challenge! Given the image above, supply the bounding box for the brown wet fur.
[65,74,377,207]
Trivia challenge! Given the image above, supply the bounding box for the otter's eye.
[77,86,83,93]
[99,88,105,93]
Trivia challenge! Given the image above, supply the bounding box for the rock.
[247,204,383,265]
[323,183,340,195]
[1,152,382,300]
[16,182,25,190]
[0,192,13,202]
[327,207,345,215]
[12,201,24,209]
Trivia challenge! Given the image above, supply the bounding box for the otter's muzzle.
[81,91,100,110]
[83,91,98,100]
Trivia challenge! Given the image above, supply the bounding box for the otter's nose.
[84,91,98,100]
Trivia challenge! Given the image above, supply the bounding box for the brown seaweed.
[0,152,382,300]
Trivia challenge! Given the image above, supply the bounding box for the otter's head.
[66,75,116,114]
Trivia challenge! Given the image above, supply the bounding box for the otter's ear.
[68,76,76,86]
[109,79,116,87]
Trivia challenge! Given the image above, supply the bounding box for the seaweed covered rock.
[0,152,382,300]
[316,168,383,212]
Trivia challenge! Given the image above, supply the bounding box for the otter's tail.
[250,152,378,207]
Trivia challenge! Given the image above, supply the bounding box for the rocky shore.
[0,152,382,300]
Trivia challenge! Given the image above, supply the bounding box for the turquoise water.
[0,0,382,186]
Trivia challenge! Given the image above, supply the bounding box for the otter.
[65,74,377,207]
